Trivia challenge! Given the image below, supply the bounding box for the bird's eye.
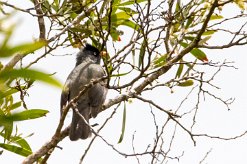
[93,52,97,56]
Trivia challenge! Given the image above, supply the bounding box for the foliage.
[0,15,60,157]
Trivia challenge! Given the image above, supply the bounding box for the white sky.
[0,1,247,164]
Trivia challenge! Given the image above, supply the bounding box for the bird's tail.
[69,108,91,141]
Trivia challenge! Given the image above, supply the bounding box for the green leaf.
[117,19,139,30]
[0,109,48,126]
[0,109,47,140]
[52,0,60,12]
[0,133,32,151]
[10,109,49,121]
[58,0,68,14]
[172,23,180,33]
[210,14,223,20]
[5,123,13,140]
[182,61,196,77]
[0,40,46,58]
[112,0,121,6]
[175,1,181,13]
[0,112,11,127]
[70,27,92,33]
[111,12,131,22]
[54,0,60,6]
[11,136,32,151]
[199,36,211,45]
[0,143,32,157]
[191,48,208,62]
[99,0,109,14]
[18,40,47,56]
[233,0,245,10]
[118,0,147,6]
[101,6,140,31]
[111,70,132,77]
[202,30,216,35]
[153,54,167,68]
[0,112,13,140]
[118,102,126,143]
[118,7,137,15]
[0,88,19,100]
[175,63,184,79]
[178,80,194,87]
[40,0,51,13]
[0,25,15,51]
[109,27,121,41]
[184,36,195,41]
[8,101,22,111]
[185,16,194,29]
[138,39,146,68]
[0,69,62,88]
[180,42,208,62]
[112,0,121,13]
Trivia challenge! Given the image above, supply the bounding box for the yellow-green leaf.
[234,0,245,10]
[153,54,167,68]
[0,109,48,124]
[116,19,139,30]
[118,102,127,143]
[111,70,132,77]
[8,101,22,111]
[178,80,194,87]
[0,88,19,100]
[175,63,184,79]
[180,42,208,62]
[0,133,32,151]
[10,109,49,121]
[118,0,147,6]
[139,39,146,68]
[210,15,223,20]
[202,30,216,36]
[111,12,131,21]
[199,36,211,45]
[0,40,46,58]
[0,143,32,157]
[0,69,62,88]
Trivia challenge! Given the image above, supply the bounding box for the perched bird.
[60,44,107,141]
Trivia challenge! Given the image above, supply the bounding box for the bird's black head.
[76,44,101,66]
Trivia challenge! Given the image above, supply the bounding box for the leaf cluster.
[0,15,60,157]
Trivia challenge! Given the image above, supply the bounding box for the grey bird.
[60,44,107,141]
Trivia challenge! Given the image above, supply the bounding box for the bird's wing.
[67,62,95,140]
[60,62,90,114]
[60,80,70,116]
[87,64,108,117]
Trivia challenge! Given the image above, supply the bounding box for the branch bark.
[33,0,46,39]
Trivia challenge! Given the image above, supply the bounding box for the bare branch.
[33,0,46,39]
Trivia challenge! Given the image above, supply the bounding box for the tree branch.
[23,77,107,164]
[33,0,46,39]
[22,1,237,163]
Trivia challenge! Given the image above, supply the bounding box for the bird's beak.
[100,51,107,58]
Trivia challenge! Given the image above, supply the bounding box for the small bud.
[100,51,107,58]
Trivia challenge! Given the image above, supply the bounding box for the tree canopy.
[0,0,247,163]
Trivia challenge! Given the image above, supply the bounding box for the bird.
[60,44,108,141]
